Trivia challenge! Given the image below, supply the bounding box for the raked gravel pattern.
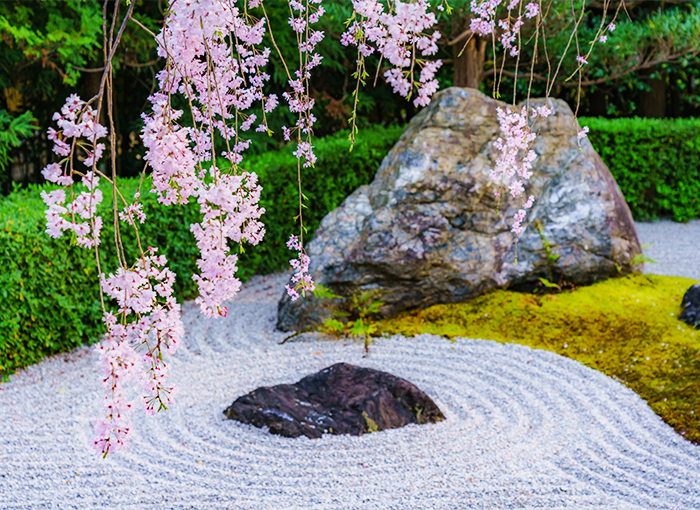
[2,271,700,509]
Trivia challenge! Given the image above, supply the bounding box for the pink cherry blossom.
[94,250,183,457]
[342,0,442,107]
[285,234,316,301]
[490,107,542,234]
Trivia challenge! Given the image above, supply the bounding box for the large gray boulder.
[277,87,641,331]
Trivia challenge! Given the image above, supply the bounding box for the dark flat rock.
[224,363,444,438]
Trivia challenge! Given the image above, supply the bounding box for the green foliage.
[0,0,102,89]
[0,187,102,378]
[0,109,36,181]
[0,0,165,190]
[313,283,342,301]
[376,273,700,444]
[570,3,700,87]
[538,277,561,290]
[582,117,700,222]
[631,254,658,265]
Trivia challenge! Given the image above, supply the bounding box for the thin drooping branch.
[482,47,700,87]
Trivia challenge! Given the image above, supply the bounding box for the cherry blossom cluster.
[118,201,146,225]
[93,249,184,457]
[140,94,199,206]
[285,234,316,301]
[341,0,442,107]
[40,94,106,248]
[280,0,326,291]
[470,1,539,36]
[470,0,540,56]
[39,96,184,457]
[140,0,277,318]
[191,171,265,317]
[490,104,552,234]
[142,0,275,179]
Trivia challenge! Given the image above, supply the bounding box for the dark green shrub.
[582,117,700,222]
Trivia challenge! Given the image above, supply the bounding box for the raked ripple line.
[1,273,699,509]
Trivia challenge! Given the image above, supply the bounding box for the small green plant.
[319,288,384,353]
[533,221,560,265]
[312,284,340,300]
[631,253,658,265]
[532,221,574,294]
[538,277,561,291]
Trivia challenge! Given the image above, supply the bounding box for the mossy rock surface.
[375,273,700,444]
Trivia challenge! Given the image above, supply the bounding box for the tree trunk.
[588,87,608,117]
[453,37,487,89]
[637,70,666,118]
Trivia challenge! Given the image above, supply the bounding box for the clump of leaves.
[631,253,658,265]
[376,273,700,444]
[318,286,384,353]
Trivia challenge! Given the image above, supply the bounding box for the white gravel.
[636,219,700,281]
[2,222,700,509]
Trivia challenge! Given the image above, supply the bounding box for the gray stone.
[277,87,641,331]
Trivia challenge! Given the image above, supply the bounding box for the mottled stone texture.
[680,284,700,329]
[224,363,444,438]
[278,87,641,331]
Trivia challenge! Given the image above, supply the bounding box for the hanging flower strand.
[281,0,325,295]
[142,0,273,318]
[341,0,442,145]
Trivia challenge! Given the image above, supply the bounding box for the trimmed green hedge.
[0,179,201,377]
[582,117,700,222]
[0,125,403,377]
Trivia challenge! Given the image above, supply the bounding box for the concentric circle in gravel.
[2,273,700,509]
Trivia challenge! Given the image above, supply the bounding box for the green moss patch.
[375,274,700,443]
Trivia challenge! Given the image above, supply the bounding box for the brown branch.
[588,0,692,7]
[448,28,473,46]
[130,17,157,39]
[124,58,162,68]
[70,64,106,73]
[481,48,700,87]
